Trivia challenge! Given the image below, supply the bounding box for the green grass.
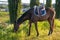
[0,12,60,40]
[0,12,9,23]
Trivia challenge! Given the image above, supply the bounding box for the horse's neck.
[17,13,30,24]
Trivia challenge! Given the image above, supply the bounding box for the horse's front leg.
[34,22,39,36]
[28,21,32,36]
[48,19,54,35]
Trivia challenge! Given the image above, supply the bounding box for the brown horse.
[13,7,56,36]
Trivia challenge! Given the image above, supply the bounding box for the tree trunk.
[46,0,52,7]
[8,0,19,24]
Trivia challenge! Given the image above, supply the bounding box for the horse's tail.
[53,10,56,19]
[49,8,56,19]
[51,8,56,19]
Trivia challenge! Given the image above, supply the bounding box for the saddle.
[34,6,46,16]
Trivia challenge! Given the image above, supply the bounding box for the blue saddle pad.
[34,6,46,16]
[41,10,46,16]
[35,8,38,15]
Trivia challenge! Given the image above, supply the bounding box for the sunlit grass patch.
[0,12,9,23]
[55,19,60,28]
[0,11,60,40]
[0,20,60,40]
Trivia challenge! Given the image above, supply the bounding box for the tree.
[17,0,22,18]
[46,0,52,7]
[55,0,60,18]
[8,0,19,24]
[30,0,39,8]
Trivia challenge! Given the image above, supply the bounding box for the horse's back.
[31,7,56,22]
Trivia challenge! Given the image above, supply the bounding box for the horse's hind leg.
[34,22,39,36]
[48,19,54,35]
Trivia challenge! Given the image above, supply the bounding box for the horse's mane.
[21,7,33,18]
[17,8,33,23]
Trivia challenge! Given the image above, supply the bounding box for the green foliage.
[30,0,39,8]
[0,12,9,17]
[46,0,52,7]
[17,0,22,17]
[0,12,9,23]
[55,0,60,18]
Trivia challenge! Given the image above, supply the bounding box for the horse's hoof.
[37,33,39,36]
[48,31,53,36]
[48,32,52,36]
[48,31,51,35]
[28,34,30,36]
[28,35,30,36]
[48,33,50,36]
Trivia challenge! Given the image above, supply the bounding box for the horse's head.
[13,8,32,32]
[13,21,20,32]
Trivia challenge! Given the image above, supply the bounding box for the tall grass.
[0,12,60,40]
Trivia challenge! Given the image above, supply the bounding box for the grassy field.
[0,12,60,40]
